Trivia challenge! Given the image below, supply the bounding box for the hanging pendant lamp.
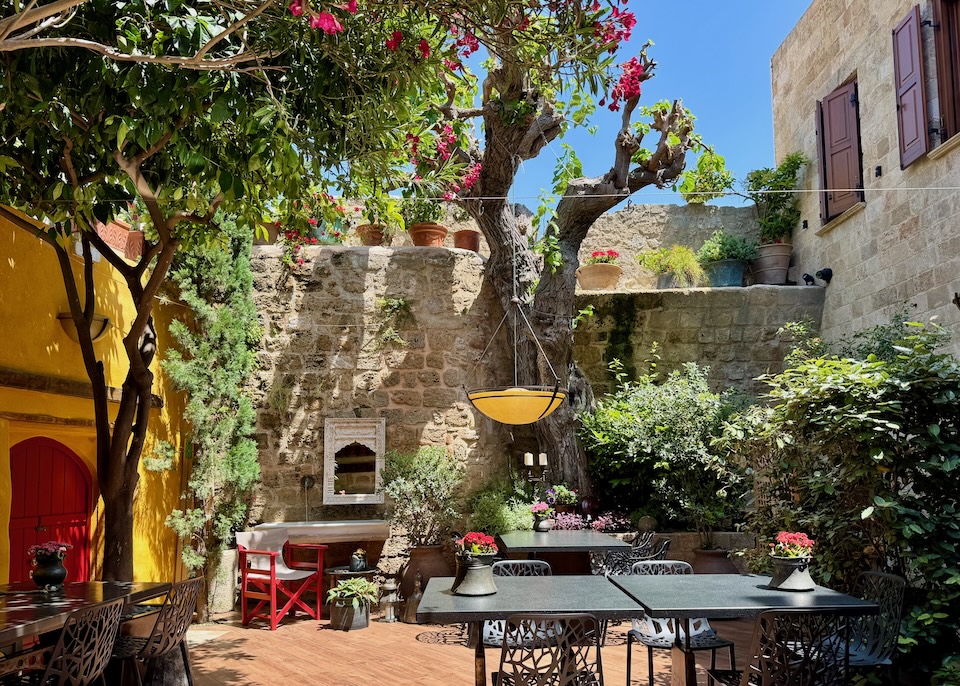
[465,236,566,425]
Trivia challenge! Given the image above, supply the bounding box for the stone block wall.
[248,245,511,522]
[574,286,826,396]
[772,0,960,354]
[580,204,760,289]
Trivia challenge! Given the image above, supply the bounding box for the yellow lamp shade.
[467,386,566,425]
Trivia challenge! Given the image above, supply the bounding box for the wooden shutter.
[818,81,863,221]
[933,0,960,138]
[893,6,929,167]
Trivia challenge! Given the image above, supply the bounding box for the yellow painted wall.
[0,209,189,584]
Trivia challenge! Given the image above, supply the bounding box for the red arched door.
[8,438,92,584]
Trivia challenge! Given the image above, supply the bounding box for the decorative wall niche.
[323,418,385,505]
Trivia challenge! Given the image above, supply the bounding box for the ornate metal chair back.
[631,560,692,576]
[138,576,204,659]
[495,613,603,686]
[42,597,124,686]
[742,609,848,686]
[849,571,905,665]
[491,560,552,577]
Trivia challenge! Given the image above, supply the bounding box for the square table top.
[497,530,631,553]
[0,581,171,645]
[417,575,642,623]
[609,573,880,619]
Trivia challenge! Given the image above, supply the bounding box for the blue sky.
[507,2,814,209]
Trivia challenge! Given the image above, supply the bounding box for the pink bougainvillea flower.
[288,0,303,17]
[307,217,318,226]
[345,0,358,13]
[418,39,430,58]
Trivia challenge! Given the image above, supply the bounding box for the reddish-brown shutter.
[893,6,929,167]
[818,81,863,221]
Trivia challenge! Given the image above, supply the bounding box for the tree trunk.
[102,480,136,580]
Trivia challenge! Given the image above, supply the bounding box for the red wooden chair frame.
[238,538,327,631]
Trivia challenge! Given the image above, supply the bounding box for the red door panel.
[8,438,92,584]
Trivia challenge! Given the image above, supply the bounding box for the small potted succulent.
[327,577,380,631]
[401,198,448,246]
[695,230,759,287]
[576,249,622,290]
[636,245,707,288]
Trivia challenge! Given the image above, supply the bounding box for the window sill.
[816,201,865,237]
[927,133,960,161]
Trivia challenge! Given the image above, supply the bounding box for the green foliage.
[695,230,759,263]
[532,144,583,274]
[400,198,445,227]
[743,152,808,244]
[578,362,744,546]
[467,476,534,536]
[143,441,175,472]
[163,214,261,572]
[327,577,380,608]
[777,319,830,366]
[636,246,707,286]
[679,150,734,204]
[382,446,465,546]
[719,319,960,674]
[572,304,595,330]
[375,297,414,348]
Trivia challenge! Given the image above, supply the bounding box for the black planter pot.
[329,600,371,631]
[31,553,68,591]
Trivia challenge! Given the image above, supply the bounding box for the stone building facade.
[772,0,960,353]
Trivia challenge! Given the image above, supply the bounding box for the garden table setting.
[496,529,630,575]
[0,580,171,676]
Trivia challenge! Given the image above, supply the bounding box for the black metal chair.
[492,613,604,686]
[626,560,735,686]
[14,597,125,686]
[847,572,905,676]
[111,576,203,686]
[482,561,552,648]
[708,609,849,686]
[590,539,671,576]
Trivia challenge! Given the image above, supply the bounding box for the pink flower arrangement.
[552,513,585,530]
[586,249,620,265]
[456,532,498,556]
[769,531,815,558]
[28,541,72,559]
[530,501,553,518]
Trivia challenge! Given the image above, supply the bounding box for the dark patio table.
[417,574,642,686]
[608,573,881,685]
[0,580,171,647]
[496,530,630,575]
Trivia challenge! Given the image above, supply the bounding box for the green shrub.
[744,151,807,244]
[695,230,759,263]
[578,362,744,546]
[636,245,706,287]
[718,319,960,676]
[382,446,464,546]
[468,477,534,536]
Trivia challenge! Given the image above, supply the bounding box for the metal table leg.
[472,620,487,686]
[670,617,697,686]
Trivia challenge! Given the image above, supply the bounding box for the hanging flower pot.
[408,222,448,247]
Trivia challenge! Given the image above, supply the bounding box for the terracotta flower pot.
[398,545,453,610]
[752,243,793,284]
[575,263,622,290]
[453,230,481,252]
[408,222,448,247]
[357,223,386,246]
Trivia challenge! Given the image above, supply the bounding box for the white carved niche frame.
[323,418,386,505]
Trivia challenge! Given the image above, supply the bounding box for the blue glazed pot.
[704,259,747,287]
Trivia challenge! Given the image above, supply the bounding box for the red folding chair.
[235,529,326,630]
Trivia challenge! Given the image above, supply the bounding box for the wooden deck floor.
[189,612,755,686]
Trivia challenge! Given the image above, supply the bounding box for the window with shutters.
[817,80,864,223]
[933,0,960,140]
[893,6,929,167]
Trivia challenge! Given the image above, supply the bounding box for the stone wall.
[580,204,760,289]
[574,286,826,396]
[248,245,512,522]
[772,0,960,355]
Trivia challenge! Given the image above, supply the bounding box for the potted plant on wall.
[354,191,403,247]
[745,152,807,284]
[401,198,448,246]
[636,245,707,288]
[576,250,622,290]
[695,230,759,287]
[327,577,380,631]
[382,446,464,609]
